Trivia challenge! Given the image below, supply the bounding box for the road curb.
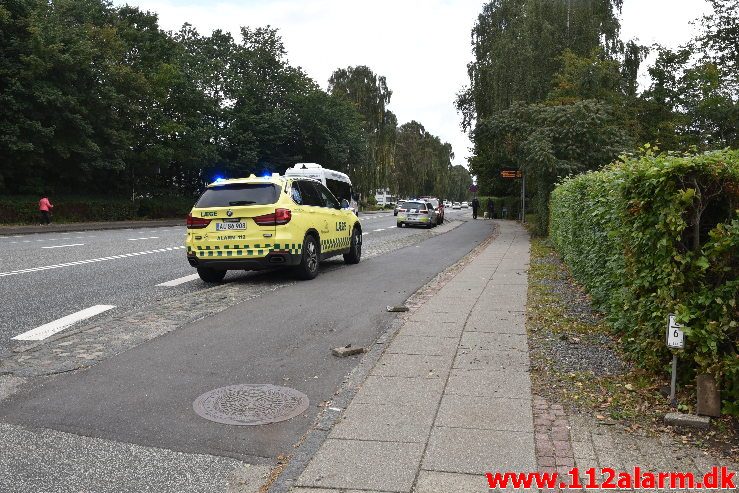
[266,221,499,493]
[0,219,183,236]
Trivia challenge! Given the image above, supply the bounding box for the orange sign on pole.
[500,169,523,179]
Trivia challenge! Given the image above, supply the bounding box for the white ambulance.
[284,163,359,215]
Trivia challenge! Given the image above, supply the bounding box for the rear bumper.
[397,217,431,225]
[187,252,300,270]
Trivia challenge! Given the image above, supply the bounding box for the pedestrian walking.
[487,198,494,219]
[39,194,53,225]
[471,196,480,219]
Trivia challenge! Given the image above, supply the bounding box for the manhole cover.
[193,384,309,426]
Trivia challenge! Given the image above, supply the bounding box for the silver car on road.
[396,200,437,228]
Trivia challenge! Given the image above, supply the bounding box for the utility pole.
[520,172,526,224]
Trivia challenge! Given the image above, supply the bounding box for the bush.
[549,149,739,414]
[0,195,195,224]
[475,195,522,219]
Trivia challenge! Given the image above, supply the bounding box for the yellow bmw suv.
[186,174,362,282]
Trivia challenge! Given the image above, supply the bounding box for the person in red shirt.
[39,195,53,225]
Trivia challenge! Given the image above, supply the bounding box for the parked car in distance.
[397,200,436,228]
[461,201,469,209]
[452,202,461,209]
[420,197,444,225]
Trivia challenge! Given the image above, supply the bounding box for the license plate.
[216,222,246,231]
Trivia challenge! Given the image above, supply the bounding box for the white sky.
[116,0,713,168]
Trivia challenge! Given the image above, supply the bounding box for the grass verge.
[526,237,738,459]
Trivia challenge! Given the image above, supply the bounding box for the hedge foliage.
[0,196,195,224]
[474,196,523,219]
[550,149,739,414]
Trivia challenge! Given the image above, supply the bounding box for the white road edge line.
[127,236,160,241]
[41,243,85,249]
[373,228,385,232]
[157,273,201,287]
[12,305,116,341]
[0,246,186,278]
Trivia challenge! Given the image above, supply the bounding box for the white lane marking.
[0,246,186,278]
[373,228,385,232]
[362,232,369,236]
[41,243,84,249]
[12,305,116,341]
[157,273,201,287]
[127,236,160,241]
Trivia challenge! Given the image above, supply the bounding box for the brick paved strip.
[533,395,576,490]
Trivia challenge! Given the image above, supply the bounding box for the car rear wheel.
[296,234,320,280]
[344,227,362,264]
[197,267,227,283]
[398,222,405,228]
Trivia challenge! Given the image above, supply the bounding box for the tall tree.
[393,121,454,199]
[456,0,624,129]
[328,66,394,196]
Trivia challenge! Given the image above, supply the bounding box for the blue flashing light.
[260,170,271,178]
[213,175,224,183]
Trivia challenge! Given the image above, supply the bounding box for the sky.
[114,0,714,169]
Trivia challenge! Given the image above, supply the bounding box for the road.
[0,207,489,492]
[0,211,462,354]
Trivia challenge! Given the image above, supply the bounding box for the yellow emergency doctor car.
[186,174,362,282]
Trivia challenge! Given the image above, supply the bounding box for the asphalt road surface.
[0,211,465,354]
[0,209,490,468]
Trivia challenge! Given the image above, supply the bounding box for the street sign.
[500,169,523,179]
[666,314,685,349]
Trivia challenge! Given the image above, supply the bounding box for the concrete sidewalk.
[291,220,532,492]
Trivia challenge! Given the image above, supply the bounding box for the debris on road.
[386,305,409,312]
[331,344,365,357]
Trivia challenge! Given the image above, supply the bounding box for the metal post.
[669,353,678,407]
[520,172,526,223]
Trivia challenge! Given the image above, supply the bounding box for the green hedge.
[549,149,739,415]
[474,196,522,219]
[0,196,195,224]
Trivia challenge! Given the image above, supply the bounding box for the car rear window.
[403,201,427,210]
[195,183,281,207]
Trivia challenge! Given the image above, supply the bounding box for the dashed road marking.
[41,243,84,249]
[127,236,160,241]
[373,228,385,232]
[12,305,116,341]
[157,273,201,287]
[0,246,186,278]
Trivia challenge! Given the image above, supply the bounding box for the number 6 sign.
[666,314,685,349]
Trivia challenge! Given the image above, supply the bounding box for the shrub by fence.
[549,149,739,415]
[474,196,522,219]
[0,196,195,224]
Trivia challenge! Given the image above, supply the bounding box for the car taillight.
[254,208,292,226]
[187,213,211,229]
[399,208,407,212]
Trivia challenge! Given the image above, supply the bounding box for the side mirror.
[340,199,350,209]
